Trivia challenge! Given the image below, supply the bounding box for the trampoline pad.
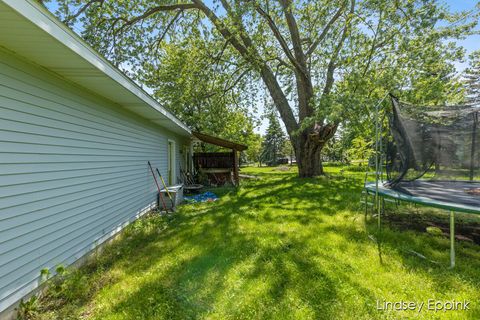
[394,180,480,208]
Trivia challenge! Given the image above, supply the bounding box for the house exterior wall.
[0,47,190,312]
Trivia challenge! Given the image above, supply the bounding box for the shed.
[192,131,248,186]
[0,0,191,316]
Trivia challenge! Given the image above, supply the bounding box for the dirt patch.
[465,188,480,196]
[384,213,480,245]
[274,166,291,171]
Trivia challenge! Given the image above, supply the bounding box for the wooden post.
[233,149,239,186]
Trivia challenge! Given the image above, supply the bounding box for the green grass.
[33,166,480,319]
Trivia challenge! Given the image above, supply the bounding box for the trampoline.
[365,180,480,214]
[364,94,480,267]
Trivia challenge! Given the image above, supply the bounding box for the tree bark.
[296,135,324,177]
[294,123,338,177]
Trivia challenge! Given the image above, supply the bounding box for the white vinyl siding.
[0,47,187,311]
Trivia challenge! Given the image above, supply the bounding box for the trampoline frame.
[364,182,480,215]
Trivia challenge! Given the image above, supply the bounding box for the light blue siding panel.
[0,168,146,198]
[0,118,161,151]
[0,195,154,302]
[0,164,142,187]
[0,191,155,293]
[0,177,148,234]
[0,130,160,154]
[0,48,189,311]
[0,64,164,141]
[0,104,158,147]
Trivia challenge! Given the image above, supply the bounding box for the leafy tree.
[327,44,467,166]
[261,113,286,165]
[398,43,465,105]
[322,135,347,163]
[49,0,478,177]
[346,136,373,165]
[140,30,260,143]
[464,50,480,104]
[244,133,264,164]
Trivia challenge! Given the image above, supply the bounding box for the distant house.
[0,0,192,316]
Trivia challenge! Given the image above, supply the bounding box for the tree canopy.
[47,0,479,176]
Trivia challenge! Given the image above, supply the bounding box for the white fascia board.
[2,0,191,136]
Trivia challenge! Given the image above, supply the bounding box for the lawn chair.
[180,168,203,194]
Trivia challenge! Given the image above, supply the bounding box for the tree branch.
[63,0,105,25]
[115,3,200,34]
[218,0,258,50]
[274,57,291,69]
[193,0,298,133]
[352,8,383,94]
[278,0,307,73]
[150,10,183,54]
[222,69,250,94]
[306,4,346,57]
[191,0,251,58]
[254,5,304,72]
[323,0,355,96]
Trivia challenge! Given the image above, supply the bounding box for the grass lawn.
[32,165,480,319]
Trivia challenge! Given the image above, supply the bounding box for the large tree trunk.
[294,124,337,177]
[295,134,324,177]
[257,58,339,178]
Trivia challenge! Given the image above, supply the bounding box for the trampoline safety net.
[386,94,480,185]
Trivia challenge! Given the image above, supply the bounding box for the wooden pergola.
[192,131,248,186]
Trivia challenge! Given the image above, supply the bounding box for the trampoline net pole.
[469,112,478,181]
[375,97,381,227]
[450,211,455,268]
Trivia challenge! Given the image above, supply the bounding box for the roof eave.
[1,0,191,136]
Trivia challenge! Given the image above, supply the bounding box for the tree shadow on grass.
[87,175,384,319]
[102,214,396,319]
[107,244,341,319]
[333,217,480,299]
[42,170,480,319]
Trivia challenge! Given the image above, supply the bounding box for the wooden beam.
[192,131,248,151]
[233,149,239,186]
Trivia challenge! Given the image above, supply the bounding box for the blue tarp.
[184,191,219,203]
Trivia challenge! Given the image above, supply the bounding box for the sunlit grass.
[35,165,480,319]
